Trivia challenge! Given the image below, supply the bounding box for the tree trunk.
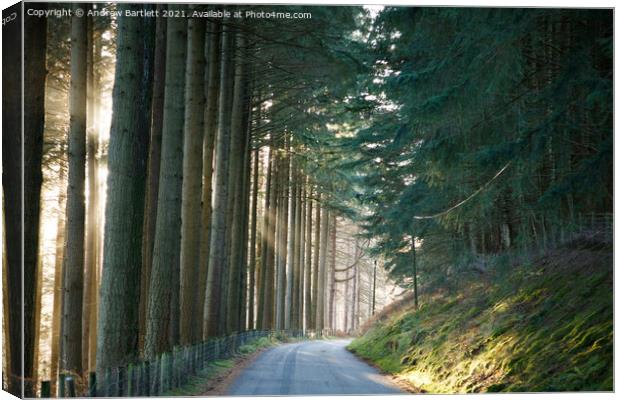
[226,32,249,333]
[304,186,313,330]
[205,21,234,337]
[2,4,21,395]
[292,173,303,329]
[180,14,206,345]
[316,208,329,333]
[238,129,253,330]
[197,21,220,340]
[311,193,321,329]
[371,260,377,315]
[50,167,66,396]
[262,142,279,330]
[248,148,260,329]
[343,266,350,333]
[298,182,306,329]
[352,251,359,331]
[276,139,290,330]
[284,158,296,330]
[328,217,337,329]
[96,5,153,381]
[82,12,100,372]
[145,11,187,358]
[256,145,273,330]
[21,9,47,396]
[62,5,87,376]
[411,235,419,310]
[140,6,167,352]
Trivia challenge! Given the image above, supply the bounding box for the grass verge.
[162,335,280,396]
[348,246,612,393]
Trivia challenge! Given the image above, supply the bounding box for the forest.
[2,1,613,397]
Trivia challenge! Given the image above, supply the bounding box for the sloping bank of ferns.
[342,7,612,394]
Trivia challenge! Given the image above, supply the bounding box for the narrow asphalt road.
[226,339,404,395]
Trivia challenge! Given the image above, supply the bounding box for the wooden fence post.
[127,365,135,396]
[144,360,151,396]
[65,376,76,397]
[58,373,65,397]
[118,366,126,396]
[88,371,97,397]
[161,352,170,393]
[171,347,178,389]
[40,381,51,398]
[151,357,160,396]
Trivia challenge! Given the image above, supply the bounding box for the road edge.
[346,344,423,394]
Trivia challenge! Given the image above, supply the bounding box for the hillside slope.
[348,246,612,393]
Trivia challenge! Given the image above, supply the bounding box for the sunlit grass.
[348,248,612,393]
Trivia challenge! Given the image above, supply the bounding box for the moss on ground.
[348,248,612,393]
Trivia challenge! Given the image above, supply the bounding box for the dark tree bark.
[2,6,22,395]
[248,148,260,329]
[304,186,313,330]
[316,208,330,332]
[62,4,87,376]
[256,144,274,330]
[139,5,167,352]
[145,10,187,358]
[96,5,153,382]
[50,166,66,396]
[284,156,296,330]
[205,21,234,337]
[311,193,321,329]
[82,13,96,372]
[180,14,206,345]
[276,138,290,330]
[197,21,221,340]
[328,217,337,329]
[293,172,303,329]
[226,32,249,333]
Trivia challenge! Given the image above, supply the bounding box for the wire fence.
[41,329,334,398]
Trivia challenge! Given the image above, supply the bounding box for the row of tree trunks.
[21,10,347,391]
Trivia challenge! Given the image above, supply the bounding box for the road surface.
[226,339,404,395]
